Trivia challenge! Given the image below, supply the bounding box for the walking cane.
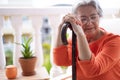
[61,22,77,80]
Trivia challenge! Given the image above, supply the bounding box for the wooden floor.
[0,67,49,80]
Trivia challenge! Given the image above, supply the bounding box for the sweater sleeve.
[53,39,72,66]
[77,36,120,78]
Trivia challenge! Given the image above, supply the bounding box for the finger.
[75,16,82,26]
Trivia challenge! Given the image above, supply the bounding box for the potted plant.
[17,37,37,76]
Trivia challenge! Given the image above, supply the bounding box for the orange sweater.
[53,32,120,80]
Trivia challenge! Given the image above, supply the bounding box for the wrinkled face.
[76,5,100,38]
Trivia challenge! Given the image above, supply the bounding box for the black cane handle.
[61,22,72,45]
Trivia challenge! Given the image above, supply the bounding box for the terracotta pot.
[19,57,37,76]
[6,65,17,79]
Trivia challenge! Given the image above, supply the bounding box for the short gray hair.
[73,0,103,17]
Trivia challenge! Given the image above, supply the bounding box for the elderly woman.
[53,0,120,80]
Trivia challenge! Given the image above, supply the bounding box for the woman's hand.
[63,13,85,37]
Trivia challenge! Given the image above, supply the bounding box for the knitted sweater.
[53,32,120,80]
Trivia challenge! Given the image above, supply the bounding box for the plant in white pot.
[17,37,37,76]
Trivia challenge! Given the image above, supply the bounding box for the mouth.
[85,28,94,31]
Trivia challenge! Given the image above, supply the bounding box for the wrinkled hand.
[63,13,85,36]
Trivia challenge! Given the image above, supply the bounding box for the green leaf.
[19,37,34,58]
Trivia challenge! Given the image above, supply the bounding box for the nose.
[86,18,92,25]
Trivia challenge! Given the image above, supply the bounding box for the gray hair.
[73,0,103,17]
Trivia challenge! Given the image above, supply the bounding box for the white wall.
[100,18,120,35]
